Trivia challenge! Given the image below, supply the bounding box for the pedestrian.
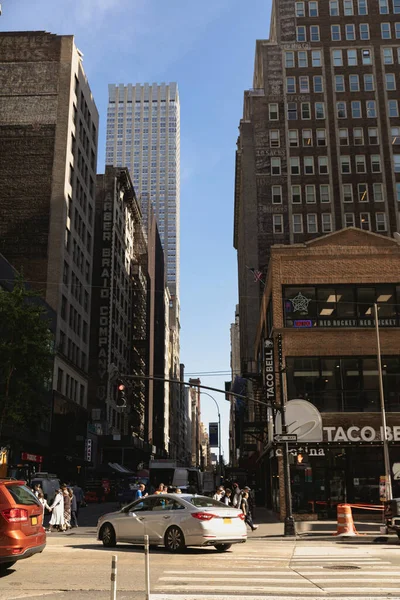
[135,483,147,501]
[213,486,225,501]
[223,488,232,506]
[163,484,169,493]
[49,489,64,532]
[241,492,258,531]
[69,488,78,528]
[62,486,71,530]
[243,486,255,519]
[73,483,84,516]
[155,483,165,495]
[175,488,182,494]
[38,492,51,530]
[33,483,43,497]
[232,483,242,508]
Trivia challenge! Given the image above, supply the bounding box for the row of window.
[328,0,397,16]
[269,102,326,121]
[330,23,371,40]
[332,99,380,119]
[56,367,85,406]
[339,154,393,173]
[267,154,391,176]
[297,23,375,42]
[270,127,382,149]
[275,100,381,121]
[335,72,398,92]
[271,182,388,205]
[59,331,87,372]
[273,212,387,234]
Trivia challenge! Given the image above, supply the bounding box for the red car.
[0,479,46,570]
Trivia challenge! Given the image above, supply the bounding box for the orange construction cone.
[333,503,359,536]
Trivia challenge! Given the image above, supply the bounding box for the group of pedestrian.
[212,483,258,531]
[33,483,83,532]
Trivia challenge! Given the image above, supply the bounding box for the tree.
[0,277,54,438]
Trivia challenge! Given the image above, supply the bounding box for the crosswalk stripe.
[151,597,398,600]
[154,585,325,593]
[159,577,315,584]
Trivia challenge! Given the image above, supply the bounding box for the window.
[318,185,330,204]
[315,102,325,119]
[272,185,282,204]
[317,129,327,146]
[304,157,314,174]
[302,129,313,146]
[269,103,279,120]
[285,52,295,68]
[273,214,284,234]
[382,23,391,38]
[349,75,359,91]
[358,183,369,201]
[373,183,384,202]
[353,127,364,145]
[295,1,305,16]
[339,128,349,145]
[362,49,372,64]
[397,47,400,63]
[301,103,311,119]
[359,23,370,39]
[376,213,387,232]
[389,100,399,117]
[394,155,400,172]
[322,213,333,232]
[318,156,329,174]
[306,185,316,203]
[337,101,347,118]
[360,213,371,230]
[291,185,302,203]
[310,25,320,42]
[313,76,323,93]
[383,48,394,64]
[371,155,381,173]
[335,75,345,92]
[299,76,310,93]
[347,49,358,66]
[297,26,307,42]
[332,50,343,66]
[364,74,374,91]
[289,130,299,147]
[358,0,368,13]
[309,1,319,16]
[307,214,318,233]
[271,157,281,175]
[356,155,366,173]
[290,157,301,175]
[63,261,69,285]
[288,103,298,120]
[293,214,303,233]
[57,368,64,393]
[396,23,400,38]
[386,73,396,90]
[391,126,400,144]
[379,0,389,13]
[340,156,351,173]
[330,0,339,15]
[344,0,354,14]
[368,127,379,144]
[298,51,308,67]
[343,184,353,202]
[286,77,296,93]
[397,182,400,201]
[345,212,355,227]
[346,24,356,40]
[331,25,341,40]
[270,130,280,147]
[61,295,67,320]
[395,0,400,13]
[311,50,322,67]
[366,101,377,117]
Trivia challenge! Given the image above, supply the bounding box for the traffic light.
[116,381,127,408]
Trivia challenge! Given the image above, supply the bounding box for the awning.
[108,462,133,474]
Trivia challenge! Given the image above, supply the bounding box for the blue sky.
[2,0,272,459]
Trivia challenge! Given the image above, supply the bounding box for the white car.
[97,493,247,552]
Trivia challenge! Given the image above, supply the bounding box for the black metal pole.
[277,334,295,537]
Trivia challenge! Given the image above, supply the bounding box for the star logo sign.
[290,292,311,313]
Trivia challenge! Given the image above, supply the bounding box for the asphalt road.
[1,503,400,600]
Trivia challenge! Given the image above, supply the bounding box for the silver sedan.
[97,493,247,552]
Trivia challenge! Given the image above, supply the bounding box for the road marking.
[152,597,398,600]
[159,577,315,584]
[154,585,324,593]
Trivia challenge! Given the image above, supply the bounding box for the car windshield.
[7,484,41,506]
[189,496,230,508]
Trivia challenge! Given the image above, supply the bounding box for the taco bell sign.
[264,338,275,403]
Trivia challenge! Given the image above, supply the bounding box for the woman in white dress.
[49,489,65,532]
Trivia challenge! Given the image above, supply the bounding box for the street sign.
[273,434,298,442]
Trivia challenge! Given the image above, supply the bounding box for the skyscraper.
[106,82,180,297]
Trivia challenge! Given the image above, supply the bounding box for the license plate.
[223,518,232,524]
[31,516,38,525]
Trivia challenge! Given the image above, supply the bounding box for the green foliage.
[0,276,54,436]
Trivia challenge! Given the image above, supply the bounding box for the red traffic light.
[118,384,125,391]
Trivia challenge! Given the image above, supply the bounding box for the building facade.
[255,228,400,517]
[105,83,180,297]
[189,378,202,468]
[0,32,98,473]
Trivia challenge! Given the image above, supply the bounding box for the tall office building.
[234,0,400,371]
[105,83,180,297]
[0,32,98,471]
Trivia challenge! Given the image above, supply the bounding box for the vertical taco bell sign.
[264,338,275,403]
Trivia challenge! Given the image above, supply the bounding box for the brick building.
[255,228,400,517]
[0,32,98,474]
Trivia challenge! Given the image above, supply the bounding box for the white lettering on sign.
[264,345,275,401]
[323,425,399,442]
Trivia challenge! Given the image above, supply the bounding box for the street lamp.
[200,391,222,476]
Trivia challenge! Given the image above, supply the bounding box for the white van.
[31,473,60,504]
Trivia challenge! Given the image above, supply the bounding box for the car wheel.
[0,561,16,570]
[165,526,185,552]
[214,544,232,552]
[396,531,400,540]
[100,523,117,547]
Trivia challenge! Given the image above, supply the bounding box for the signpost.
[273,434,298,443]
